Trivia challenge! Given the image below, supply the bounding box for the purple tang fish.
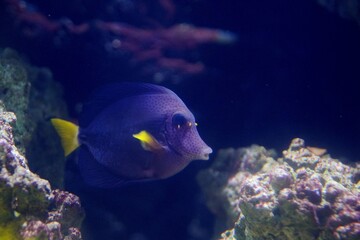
[51,83,212,188]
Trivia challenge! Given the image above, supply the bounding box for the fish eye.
[172,113,188,129]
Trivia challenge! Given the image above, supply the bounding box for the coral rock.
[0,106,83,239]
[0,48,68,188]
[198,138,360,240]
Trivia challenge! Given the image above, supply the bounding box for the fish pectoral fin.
[132,130,163,152]
[51,118,80,157]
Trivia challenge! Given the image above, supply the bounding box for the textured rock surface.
[0,48,68,188]
[198,138,360,240]
[0,106,84,240]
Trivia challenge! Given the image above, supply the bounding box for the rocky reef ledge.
[0,101,84,239]
[198,138,360,240]
[0,48,83,239]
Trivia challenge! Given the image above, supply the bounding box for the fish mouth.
[197,146,212,160]
[202,153,210,160]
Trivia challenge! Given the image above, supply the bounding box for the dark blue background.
[1,1,359,239]
[1,0,359,160]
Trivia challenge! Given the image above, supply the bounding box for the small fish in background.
[51,82,212,188]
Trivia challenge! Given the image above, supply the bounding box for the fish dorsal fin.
[51,118,80,156]
[79,82,172,127]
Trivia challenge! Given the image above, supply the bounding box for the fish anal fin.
[78,147,128,188]
[51,118,80,156]
[133,130,163,152]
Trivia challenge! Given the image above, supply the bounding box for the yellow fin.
[51,118,80,156]
[132,130,162,151]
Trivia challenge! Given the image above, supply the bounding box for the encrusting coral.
[198,138,360,240]
[0,103,84,240]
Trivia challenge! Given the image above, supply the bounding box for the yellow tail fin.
[51,118,80,157]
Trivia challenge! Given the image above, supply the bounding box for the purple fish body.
[76,83,212,188]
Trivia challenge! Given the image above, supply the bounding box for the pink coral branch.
[4,0,236,80]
